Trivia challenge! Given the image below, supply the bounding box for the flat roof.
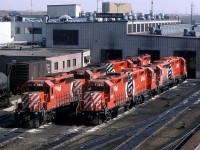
[0,47,89,57]
[47,4,80,7]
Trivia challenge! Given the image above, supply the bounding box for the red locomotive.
[15,72,76,127]
[15,55,187,127]
[80,56,187,124]
[105,54,151,73]
[15,65,107,127]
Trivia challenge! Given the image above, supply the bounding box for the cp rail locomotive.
[80,56,187,124]
[14,54,150,127]
[15,65,107,128]
[14,54,186,127]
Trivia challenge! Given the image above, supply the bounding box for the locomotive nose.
[22,92,41,111]
[83,92,102,111]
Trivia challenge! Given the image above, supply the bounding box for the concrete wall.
[0,22,13,44]
[47,4,81,18]
[14,22,45,44]
[46,22,127,63]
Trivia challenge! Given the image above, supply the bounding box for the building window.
[128,24,132,33]
[137,24,140,32]
[63,61,65,68]
[53,30,79,45]
[15,27,20,34]
[141,24,144,32]
[33,28,42,34]
[133,24,136,32]
[73,59,76,66]
[67,60,71,67]
[25,27,33,34]
[54,62,58,70]
[25,27,42,34]
[145,24,148,31]
[84,56,92,64]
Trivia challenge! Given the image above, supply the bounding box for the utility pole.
[31,0,34,45]
[191,2,194,28]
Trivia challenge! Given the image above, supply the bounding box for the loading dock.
[101,49,122,62]
[139,50,160,62]
[174,51,196,78]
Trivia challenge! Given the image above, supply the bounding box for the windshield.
[90,86,104,91]
[74,74,85,79]
[28,82,43,92]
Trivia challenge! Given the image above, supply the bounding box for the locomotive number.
[141,76,145,81]
[176,64,179,68]
[114,85,118,91]
[55,85,61,91]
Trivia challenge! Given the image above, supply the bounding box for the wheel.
[33,118,40,128]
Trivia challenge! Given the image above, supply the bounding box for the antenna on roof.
[31,0,33,15]
[150,0,154,16]
[191,2,194,28]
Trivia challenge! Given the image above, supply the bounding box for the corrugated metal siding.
[46,22,200,76]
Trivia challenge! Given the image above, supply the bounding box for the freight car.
[0,72,10,106]
[79,56,187,124]
[10,60,51,95]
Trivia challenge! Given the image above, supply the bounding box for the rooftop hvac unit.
[188,31,196,37]
[145,14,151,20]
[183,29,188,36]
[154,29,162,35]
[133,14,137,20]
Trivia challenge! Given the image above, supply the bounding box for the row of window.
[53,30,79,45]
[15,27,42,34]
[128,22,178,33]
[54,59,76,70]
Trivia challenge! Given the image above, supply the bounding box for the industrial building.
[0,3,199,78]
[0,48,90,74]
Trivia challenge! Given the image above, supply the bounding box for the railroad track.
[114,90,200,150]
[55,90,200,150]
[1,80,200,150]
[0,113,14,128]
[160,122,200,150]
[0,128,28,147]
[49,80,200,150]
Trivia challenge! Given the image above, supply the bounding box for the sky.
[0,0,199,14]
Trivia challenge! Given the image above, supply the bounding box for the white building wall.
[0,22,13,44]
[46,52,86,73]
[14,21,45,43]
[47,4,81,18]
